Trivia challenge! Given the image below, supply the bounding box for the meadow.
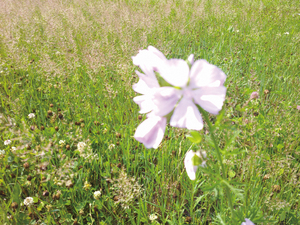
[0,0,299,224]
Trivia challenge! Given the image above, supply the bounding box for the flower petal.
[184,150,199,180]
[241,219,255,225]
[149,87,181,117]
[133,70,159,95]
[132,49,166,79]
[170,98,203,130]
[158,59,190,87]
[193,86,226,115]
[133,94,155,114]
[189,59,226,88]
[134,116,166,149]
[188,54,194,65]
[148,46,167,62]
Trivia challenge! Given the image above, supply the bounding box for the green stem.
[199,107,235,220]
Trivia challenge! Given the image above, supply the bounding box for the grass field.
[0,0,299,224]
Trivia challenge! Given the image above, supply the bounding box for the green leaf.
[279,211,286,221]
[12,183,22,203]
[186,131,202,144]
[33,197,39,203]
[37,201,45,211]
[215,110,225,127]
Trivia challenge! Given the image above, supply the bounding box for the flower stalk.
[198,106,235,220]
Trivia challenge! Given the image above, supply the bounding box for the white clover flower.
[284,32,289,35]
[4,140,11,145]
[108,144,115,150]
[59,140,65,145]
[0,150,5,155]
[93,190,101,200]
[77,142,86,151]
[24,197,34,206]
[149,214,158,221]
[28,113,35,119]
[11,146,16,151]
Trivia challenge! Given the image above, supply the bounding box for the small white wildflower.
[77,142,86,151]
[65,180,73,188]
[103,128,108,134]
[24,197,34,206]
[149,214,158,221]
[11,146,16,151]
[284,32,289,35]
[59,140,65,145]
[0,150,5,155]
[84,181,92,190]
[108,144,115,150]
[93,190,101,200]
[4,140,11,145]
[28,113,35,119]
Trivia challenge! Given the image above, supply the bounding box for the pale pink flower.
[132,47,162,114]
[132,46,226,148]
[134,116,166,149]
[184,150,206,180]
[297,105,300,110]
[241,219,255,225]
[149,57,226,130]
[250,91,259,99]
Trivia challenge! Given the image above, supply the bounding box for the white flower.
[77,142,86,151]
[59,140,65,145]
[184,150,206,180]
[149,214,158,221]
[24,197,34,206]
[93,190,101,200]
[284,32,289,35]
[0,150,5,155]
[4,140,11,145]
[28,113,35,119]
[11,146,16,151]
[241,218,255,225]
[108,144,115,150]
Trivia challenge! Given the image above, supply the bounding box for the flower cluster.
[28,113,35,119]
[93,190,101,200]
[4,140,11,145]
[24,197,34,207]
[77,141,98,160]
[149,213,158,221]
[59,140,66,146]
[110,168,143,209]
[132,46,226,149]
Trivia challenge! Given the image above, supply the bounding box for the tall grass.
[0,0,299,224]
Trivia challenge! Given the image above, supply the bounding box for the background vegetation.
[0,0,299,224]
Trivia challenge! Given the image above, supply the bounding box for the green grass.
[0,0,299,224]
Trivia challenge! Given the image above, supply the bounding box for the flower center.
[182,87,193,100]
